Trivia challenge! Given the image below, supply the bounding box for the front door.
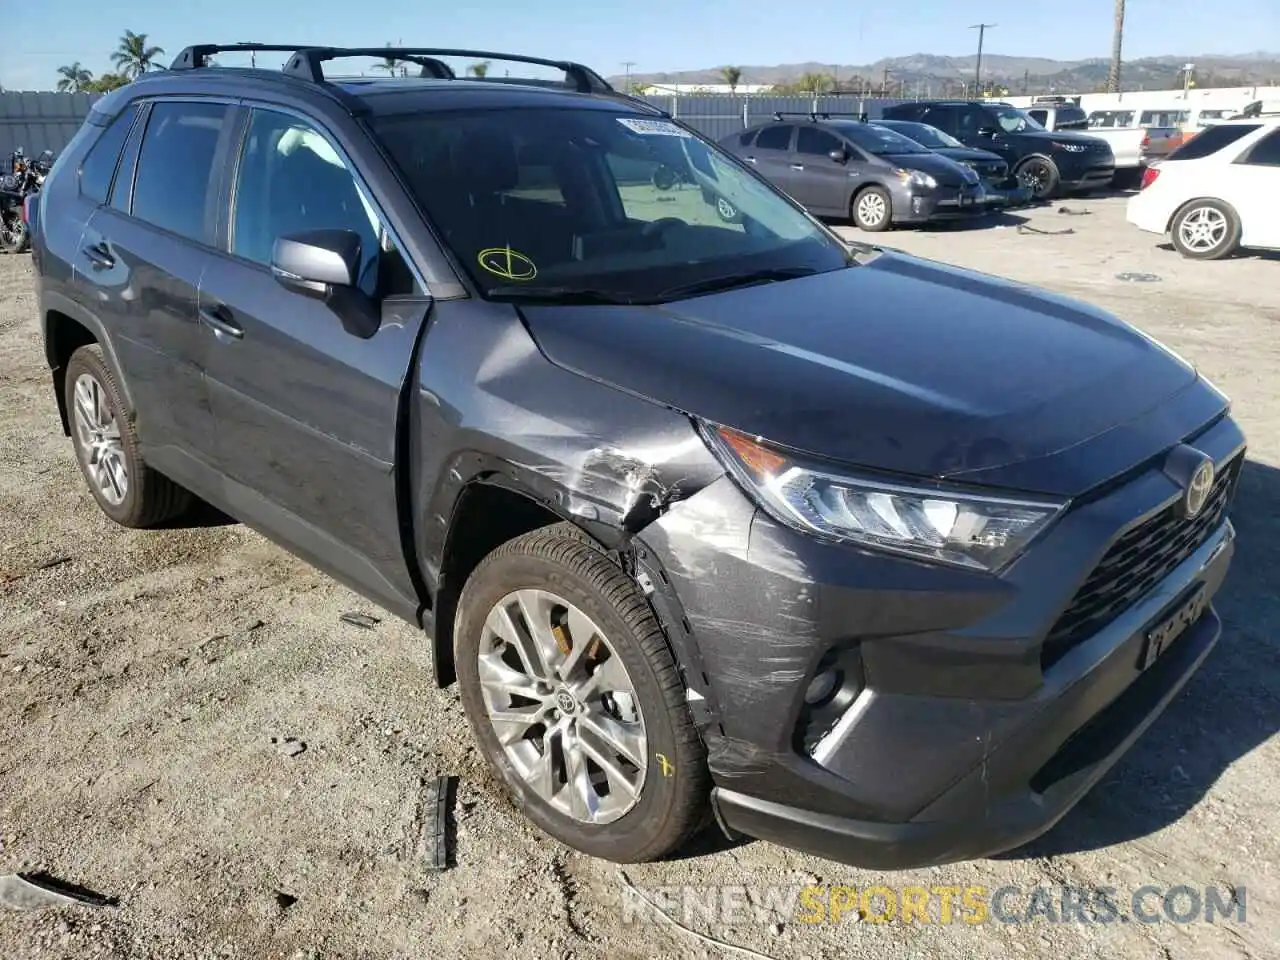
[789,125,857,215]
[199,105,431,617]
[72,99,234,487]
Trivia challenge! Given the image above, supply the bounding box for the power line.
[970,23,997,93]
[622,60,636,90]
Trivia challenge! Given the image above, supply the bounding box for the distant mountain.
[614,52,1280,95]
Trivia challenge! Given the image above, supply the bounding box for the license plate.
[1139,584,1208,670]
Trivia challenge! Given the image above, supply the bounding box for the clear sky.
[5,0,1276,90]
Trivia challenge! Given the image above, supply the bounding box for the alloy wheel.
[1177,206,1229,254]
[857,192,887,228]
[477,588,648,825]
[72,372,128,505]
[1018,161,1050,196]
[716,196,738,222]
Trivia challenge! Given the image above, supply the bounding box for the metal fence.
[638,94,914,141]
[0,91,100,160]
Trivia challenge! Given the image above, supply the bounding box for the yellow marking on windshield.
[477,245,537,281]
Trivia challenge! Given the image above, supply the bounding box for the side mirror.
[976,126,998,138]
[271,229,361,297]
[827,147,848,163]
[271,229,381,339]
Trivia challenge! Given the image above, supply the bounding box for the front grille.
[1040,455,1241,669]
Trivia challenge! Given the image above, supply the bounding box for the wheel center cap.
[555,690,578,714]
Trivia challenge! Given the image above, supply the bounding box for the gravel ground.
[1,196,1278,960]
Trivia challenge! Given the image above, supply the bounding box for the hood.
[1022,128,1112,150]
[932,146,1005,165]
[882,151,975,186]
[519,253,1215,497]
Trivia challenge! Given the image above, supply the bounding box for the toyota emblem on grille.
[1184,459,1215,518]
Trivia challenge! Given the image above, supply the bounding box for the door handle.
[81,242,114,269]
[743,156,757,164]
[199,305,243,339]
[789,164,805,170]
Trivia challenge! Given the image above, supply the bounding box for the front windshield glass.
[834,122,930,155]
[372,107,851,303]
[991,106,1044,133]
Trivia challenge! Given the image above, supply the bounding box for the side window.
[1242,129,1280,166]
[79,105,138,204]
[1028,109,1048,126]
[1167,123,1261,161]
[132,101,229,244]
[921,106,957,135]
[754,125,793,151]
[231,108,412,298]
[796,126,843,157]
[737,129,757,147]
[109,109,145,214]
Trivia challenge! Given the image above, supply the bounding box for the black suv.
[882,100,1116,199]
[29,44,1243,870]
[719,114,985,231]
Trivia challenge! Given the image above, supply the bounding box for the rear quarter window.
[1167,124,1261,161]
[79,105,139,204]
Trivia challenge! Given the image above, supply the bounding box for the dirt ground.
[2,196,1278,960]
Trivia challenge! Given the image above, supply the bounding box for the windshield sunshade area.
[832,122,931,155]
[372,107,852,303]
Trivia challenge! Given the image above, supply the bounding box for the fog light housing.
[804,669,839,706]
[794,645,865,755]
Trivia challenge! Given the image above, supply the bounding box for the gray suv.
[719,114,986,231]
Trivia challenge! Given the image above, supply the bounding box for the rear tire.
[1169,199,1240,261]
[454,523,710,862]
[852,186,892,232]
[64,344,192,528]
[0,211,28,254]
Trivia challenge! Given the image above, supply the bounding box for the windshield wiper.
[487,285,634,305]
[653,266,819,302]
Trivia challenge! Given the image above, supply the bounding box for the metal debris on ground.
[1115,272,1163,282]
[273,737,307,758]
[1,556,73,584]
[618,870,781,960]
[339,612,381,630]
[274,891,298,910]
[1017,224,1076,236]
[0,873,116,911]
[415,776,454,871]
[1057,206,1092,216]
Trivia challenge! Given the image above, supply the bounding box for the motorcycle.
[1,147,54,254]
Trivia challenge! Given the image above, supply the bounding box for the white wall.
[995,85,1276,115]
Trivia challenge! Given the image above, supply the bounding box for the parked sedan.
[1127,116,1280,259]
[719,117,985,231]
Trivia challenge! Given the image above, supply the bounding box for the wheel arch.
[42,291,133,437]
[1165,195,1238,234]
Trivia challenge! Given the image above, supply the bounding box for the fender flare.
[42,289,135,432]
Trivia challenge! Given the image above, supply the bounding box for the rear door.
[198,104,431,617]
[789,125,854,215]
[1231,128,1280,248]
[742,124,798,197]
[73,98,233,486]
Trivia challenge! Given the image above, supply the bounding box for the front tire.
[1170,199,1240,260]
[1015,156,1061,200]
[454,523,710,862]
[64,344,192,528]
[852,186,892,232]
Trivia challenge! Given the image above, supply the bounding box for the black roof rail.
[771,110,871,122]
[280,46,614,93]
[169,43,320,70]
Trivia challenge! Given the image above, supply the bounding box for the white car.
[1126,115,1280,259]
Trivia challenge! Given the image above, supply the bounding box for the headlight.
[896,168,937,190]
[705,425,1067,572]
[1053,141,1087,153]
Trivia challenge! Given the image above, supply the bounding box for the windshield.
[372,107,851,303]
[879,121,962,149]
[990,106,1044,133]
[833,122,930,155]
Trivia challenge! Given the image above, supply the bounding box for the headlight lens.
[1053,141,1088,153]
[705,425,1067,572]
[897,168,938,189]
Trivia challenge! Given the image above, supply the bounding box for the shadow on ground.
[1002,456,1280,859]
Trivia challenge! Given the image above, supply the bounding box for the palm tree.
[112,30,166,80]
[374,43,399,75]
[719,66,743,93]
[56,62,94,93]
[469,61,491,78]
[1107,0,1125,93]
[84,72,130,94]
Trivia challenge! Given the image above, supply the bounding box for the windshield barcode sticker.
[617,118,693,138]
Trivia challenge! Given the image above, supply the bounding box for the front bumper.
[1059,160,1116,191]
[892,183,987,223]
[637,413,1244,869]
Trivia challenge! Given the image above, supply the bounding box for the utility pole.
[970,23,996,94]
[881,65,891,96]
[622,60,636,91]
[1107,0,1125,92]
